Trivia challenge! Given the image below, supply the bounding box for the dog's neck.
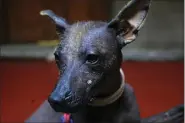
[88,69,125,106]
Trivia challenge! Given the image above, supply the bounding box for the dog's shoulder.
[123,83,139,109]
[115,83,141,123]
[124,83,135,96]
[120,83,137,106]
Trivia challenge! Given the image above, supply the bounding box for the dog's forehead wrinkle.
[57,21,108,58]
[83,27,117,54]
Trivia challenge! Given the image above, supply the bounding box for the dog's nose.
[48,95,61,103]
[48,95,65,112]
[48,91,72,105]
[47,92,75,112]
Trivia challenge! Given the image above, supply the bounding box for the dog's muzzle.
[48,69,125,113]
[48,91,86,113]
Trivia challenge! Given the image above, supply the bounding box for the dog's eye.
[86,54,99,65]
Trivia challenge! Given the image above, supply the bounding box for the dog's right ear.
[40,10,69,37]
[108,0,151,48]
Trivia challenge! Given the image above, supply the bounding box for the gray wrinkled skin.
[25,0,184,123]
[49,21,122,113]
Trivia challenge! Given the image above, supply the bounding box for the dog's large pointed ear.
[40,10,69,37]
[108,0,151,47]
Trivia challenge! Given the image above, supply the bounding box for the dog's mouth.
[48,91,95,113]
[49,98,83,113]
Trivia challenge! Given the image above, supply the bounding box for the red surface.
[0,60,184,122]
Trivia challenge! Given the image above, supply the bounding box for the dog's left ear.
[40,10,69,37]
[108,0,151,47]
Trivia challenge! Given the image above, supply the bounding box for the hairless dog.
[26,0,184,122]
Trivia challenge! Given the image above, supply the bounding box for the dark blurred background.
[0,0,184,122]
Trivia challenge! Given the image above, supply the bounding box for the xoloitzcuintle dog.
[25,0,184,122]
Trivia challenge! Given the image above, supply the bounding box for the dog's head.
[41,0,151,113]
